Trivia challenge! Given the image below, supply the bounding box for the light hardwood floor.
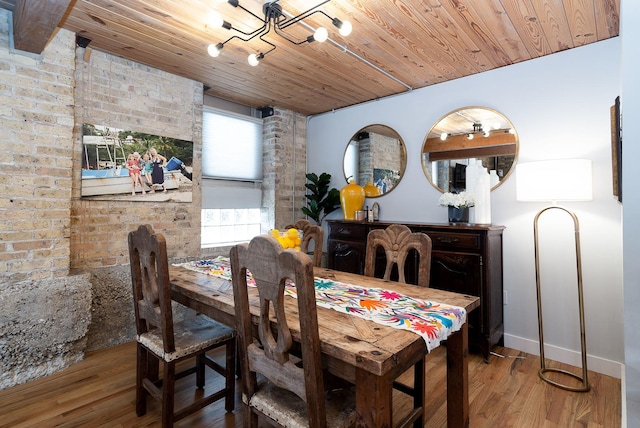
[0,342,621,427]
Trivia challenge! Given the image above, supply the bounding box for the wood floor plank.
[0,342,621,427]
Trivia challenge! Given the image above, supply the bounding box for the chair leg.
[196,353,206,389]
[162,361,176,428]
[148,352,159,382]
[136,343,148,417]
[225,338,236,412]
[413,358,426,428]
[245,404,258,428]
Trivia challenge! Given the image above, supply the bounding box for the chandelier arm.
[236,2,266,22]
[226,24,267,38]
[217,27,263,48]
[251,20,278,53]
[272,26,310,45]
[258,38,277,56]
[279,1,331,29]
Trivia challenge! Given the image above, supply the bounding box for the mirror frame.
[343,124,407,197]
[421,106,519,193]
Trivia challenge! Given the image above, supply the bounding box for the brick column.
[262,108,307,230]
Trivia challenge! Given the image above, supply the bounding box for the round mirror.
[421,107,518,193]
[343,125,407,197]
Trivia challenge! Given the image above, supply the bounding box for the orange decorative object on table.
[270,229,302,250]
[340,180,365,220]
[363,181,381,197]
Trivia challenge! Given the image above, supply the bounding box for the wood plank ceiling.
[5,0,620,116]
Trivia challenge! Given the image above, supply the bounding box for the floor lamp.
[516,159,592,392]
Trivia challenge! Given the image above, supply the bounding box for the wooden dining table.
[170,264,479,428]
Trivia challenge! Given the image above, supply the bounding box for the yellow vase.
[363,181,381,197]
[340,180,365,220]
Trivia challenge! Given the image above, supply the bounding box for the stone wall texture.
[0,273,91,389]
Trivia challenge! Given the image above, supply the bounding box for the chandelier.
[206,0,353,66]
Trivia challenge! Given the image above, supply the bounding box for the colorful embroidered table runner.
[176,256,255,286]
[174,257,466,351]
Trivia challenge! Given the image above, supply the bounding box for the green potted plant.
[302,172,340,224]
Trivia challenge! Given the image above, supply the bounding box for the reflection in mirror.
[421,107,518,193]
[343,125,407,197]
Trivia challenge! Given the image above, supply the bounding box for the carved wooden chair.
[285,219,324,267]
[364,223,433,426]
[128,224,236,428]
[230,234,356,428]
[364,223,432,287]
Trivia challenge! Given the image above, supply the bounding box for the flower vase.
[448,206,469,223]
[340,180,365,220]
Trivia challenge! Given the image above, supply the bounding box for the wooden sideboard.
[326,219,505,361]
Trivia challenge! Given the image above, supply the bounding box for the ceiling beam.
[428,144,517,162]
[12,0,72,54]
[425,131,517,161]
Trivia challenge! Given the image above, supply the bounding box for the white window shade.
[202,178,262,209]
[202,107,263,180]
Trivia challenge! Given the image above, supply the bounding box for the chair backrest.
[230,235,328,426]
[364,224,433,287]
[286,219,324,267]
[128,224,175,353]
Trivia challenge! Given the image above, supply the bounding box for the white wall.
[308,38,623,377]
[622,0,640,424]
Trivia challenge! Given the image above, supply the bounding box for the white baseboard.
[504,333,623,379]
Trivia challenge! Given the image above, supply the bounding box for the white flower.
[438,191,475,208]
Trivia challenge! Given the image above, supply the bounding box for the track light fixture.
[206,0,352,66]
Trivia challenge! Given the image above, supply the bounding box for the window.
[202,107,263,180]
[201,107,263,248]
[201,208,261,248]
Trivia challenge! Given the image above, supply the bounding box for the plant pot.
[448,206,469,223]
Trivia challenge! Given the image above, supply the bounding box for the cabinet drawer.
[329,223,368,240]
[427,232,480,250]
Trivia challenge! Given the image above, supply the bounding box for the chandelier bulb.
[314,27,328,43]
[339,20,352,37]
[248,53,263,66]
[208,43,224,57]
[208,11,224,28]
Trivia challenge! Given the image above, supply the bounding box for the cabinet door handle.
[338,228,352,235]
[436,237,460,245]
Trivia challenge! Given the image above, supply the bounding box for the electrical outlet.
[503,290,508,305]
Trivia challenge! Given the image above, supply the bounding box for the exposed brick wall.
[70,49,203,268]
[0,12,75,282]
[262,108,308,230]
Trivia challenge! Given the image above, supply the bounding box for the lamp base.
[534,205,590,393]
[539,367,590,392]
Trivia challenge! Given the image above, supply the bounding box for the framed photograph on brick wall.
[81,124,193,202]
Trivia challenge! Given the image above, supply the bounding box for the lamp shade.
[516,159,593,202]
